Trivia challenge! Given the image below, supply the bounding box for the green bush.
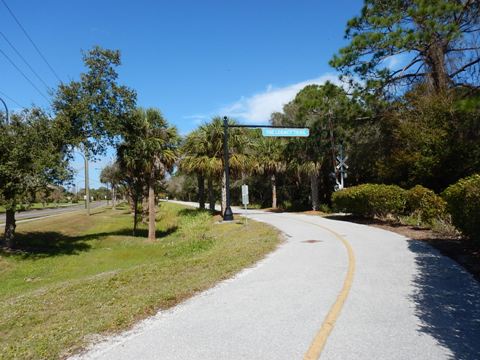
[332,184,407,218]
[442,174,480,242]
[317,203,331,213]
[406,185,447,225]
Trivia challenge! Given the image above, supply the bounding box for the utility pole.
[105,183,109,206]
[84,151,90,215]
[0,97,8,124]
[77,146,90,215]
[223,116,234,221]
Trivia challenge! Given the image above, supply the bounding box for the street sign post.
[221,116,310,221]
[261,128,309,137]
[241,184,249,225]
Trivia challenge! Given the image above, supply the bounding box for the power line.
[0,47,50,102]
[0,31,51,91]
[0,89,26,109]
[1,0,62,83]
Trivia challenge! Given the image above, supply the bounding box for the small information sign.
[241,184,249,205]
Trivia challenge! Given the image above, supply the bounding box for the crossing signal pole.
[335,144,348,190]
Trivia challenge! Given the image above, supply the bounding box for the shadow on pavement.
[324,214,409,227]
[408,240,480,359]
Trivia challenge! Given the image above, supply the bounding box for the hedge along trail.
[442,174,480,243]
[332,184,407,219]
[331,183,449,222]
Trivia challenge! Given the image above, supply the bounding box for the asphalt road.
[72,203,480,360]
[0,201,107,225]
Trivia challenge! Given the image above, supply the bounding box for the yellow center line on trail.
[276,214,356,360]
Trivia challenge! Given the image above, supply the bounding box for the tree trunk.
[271,173,277,209]
[148,177,156,241]
[198,174,205,210]
[142,193,148,224]
[112,185,116,209]
[133,194,139,236]
[128,194,135,212]
[426,43,449,92]
[208,177,215,212]
[3,207,16,248]
[221,171,227,215]
[310,173,319,211]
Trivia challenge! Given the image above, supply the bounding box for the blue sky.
[1,0,363,189]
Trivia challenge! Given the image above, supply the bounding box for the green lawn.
[0,203,280,359]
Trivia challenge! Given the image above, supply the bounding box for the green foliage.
[180,117,251,177]
[272,82,364,209]
[117,108,179,233]
[406,185,447,225]
[373,89,480,191]
[0,109,71,211]
[317,203,331,213]
[332,184,407,218]
[100,162,122,188]
[330,0,480,93]
[442,174,480,242]
[53,46,136,158]
[254,136,286,175]
[166,174,199,201]
[117,108,179,185]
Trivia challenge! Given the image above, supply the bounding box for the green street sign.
[261,128,309,137]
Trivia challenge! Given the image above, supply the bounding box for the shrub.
[406,185,447,225]
[317,203,331,213]
[442,174,480,242]
[332,184,407,218]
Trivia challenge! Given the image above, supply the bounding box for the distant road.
[0,201,107,225]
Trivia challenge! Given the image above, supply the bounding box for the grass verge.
[0,202,280,359]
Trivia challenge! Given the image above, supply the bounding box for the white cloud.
[183,73,345,126]
[182,114,209,125]
[218,73,341,123]
[383,54,408,70]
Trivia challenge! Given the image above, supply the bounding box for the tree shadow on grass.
[178,208,215,217]
[0,225,178,259]
[112,226,178,238]
[1,231,93,259]
[408,240,480,359]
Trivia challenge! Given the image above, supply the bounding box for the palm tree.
[180,117,251,214]
[100,162,122,209]
[179,129,211,210]
[118,108,178,240]
[117,140,146,236]
[289,159,322,210]
[200,117,251,215]
[254,137,286,209]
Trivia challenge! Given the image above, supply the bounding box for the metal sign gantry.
[222,116,309,221]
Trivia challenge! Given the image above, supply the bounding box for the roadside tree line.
[2,0,479,248]
[169,0,480,244]
[0,46,179,248]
